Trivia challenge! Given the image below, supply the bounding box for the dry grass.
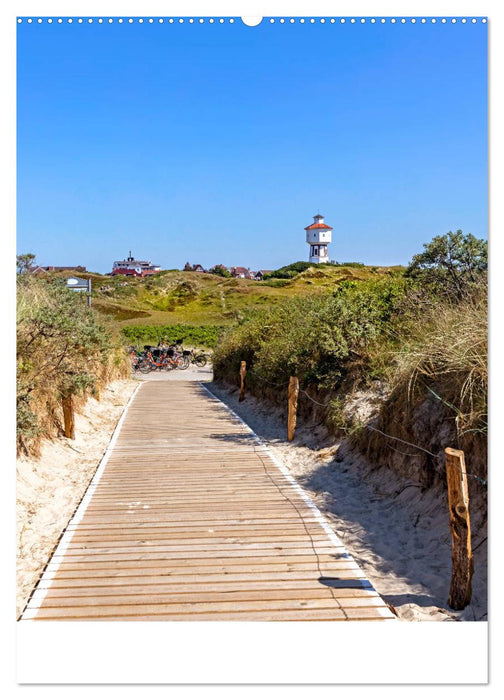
[17,275,130,456]
[391,292,487,438]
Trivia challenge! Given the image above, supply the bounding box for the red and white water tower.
[304,214,333,263]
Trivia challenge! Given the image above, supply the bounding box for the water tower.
[304,214,333,263]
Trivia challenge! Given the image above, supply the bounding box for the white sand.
[207,381,488,622]
[16,378,139,619]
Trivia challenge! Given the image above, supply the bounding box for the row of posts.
[239,360,475,611]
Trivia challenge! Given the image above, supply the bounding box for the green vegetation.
[213,276,409,391]
[121,324,224,348]
[80,264,401,333]
[213,231,487,485]
[208,264,231,277]
[264,260,369,279]
[16,252,36,274]
[16,271,128,455]
[405,229,487,300]
[18,232,486,485]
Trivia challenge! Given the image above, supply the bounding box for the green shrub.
[213,277,408,390]
[121,324,224,348]
[16,274,121,454]
[405,230,487,300]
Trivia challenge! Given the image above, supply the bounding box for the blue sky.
[16,17,487,273]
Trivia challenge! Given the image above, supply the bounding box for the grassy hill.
[78,263,405,331]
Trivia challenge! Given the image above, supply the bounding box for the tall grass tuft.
[391,289,487,439]
[17,273,129,456]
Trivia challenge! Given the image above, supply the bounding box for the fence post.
[62,395,75,439]
[288,376,299,441]
[239,361,247,402]
[445,447,474,610]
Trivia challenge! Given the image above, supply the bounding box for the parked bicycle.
[129,346,146,372]
[189,349,211,367]
[135,346,191,373]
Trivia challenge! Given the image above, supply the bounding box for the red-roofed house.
[230,266,252,279]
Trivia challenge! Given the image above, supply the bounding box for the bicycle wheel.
[194,355,207,367]
[138,359,153,373]
[178,356,190,370]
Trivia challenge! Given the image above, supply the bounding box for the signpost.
[66,276,91,307]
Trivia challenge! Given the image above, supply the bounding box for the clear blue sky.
[17,18,487,273]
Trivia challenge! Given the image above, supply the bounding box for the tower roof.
[305,213,332,230]
[305,222,333,230]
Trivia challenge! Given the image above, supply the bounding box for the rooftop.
[305,222,333,230]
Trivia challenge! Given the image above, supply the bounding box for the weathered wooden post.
[287,376,299,441]
[445,447,474,609]
[62,395,75,439]
[239,361,247,402]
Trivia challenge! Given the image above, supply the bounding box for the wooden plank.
[66,516,324,528]
[63,538,336,553]
[49,556,360,573]
[24,379,393,623]
[33,597,351,618]
[41,581,378,598]
[32,590,388,609]
[64,536,333,549]
[32,604,394,621]
[51,550,343,566]
[43,570,372,588]
[48,561,364,579]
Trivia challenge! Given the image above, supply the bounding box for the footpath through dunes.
[20,378,394,621]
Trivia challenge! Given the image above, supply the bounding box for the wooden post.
[62,395,75,440]
[239,361,246,402]
[287,376,299,442]
[445,447,474,610]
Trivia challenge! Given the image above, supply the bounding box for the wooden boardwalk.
[21,380,394,621]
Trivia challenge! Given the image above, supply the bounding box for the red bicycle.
[139,348,190,372]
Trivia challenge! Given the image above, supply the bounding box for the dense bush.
[263,260,367,280]
[213,231,487,485]
[405,230,487,301]
[214,277,408,390]
[17,273,126,455]
[121,324,224,348]
[209,264,231,277]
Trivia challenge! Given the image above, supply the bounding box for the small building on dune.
[230,266,252,279]
[111,252,161,277]
[30,265,87,274]
[254,269,273,280]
